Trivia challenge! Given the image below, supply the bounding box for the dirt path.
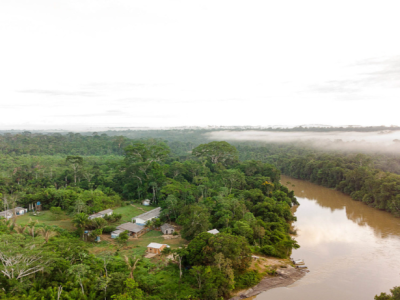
[230,265,307,300]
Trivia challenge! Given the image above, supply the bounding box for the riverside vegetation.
[0,134,298,300]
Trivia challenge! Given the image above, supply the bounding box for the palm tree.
[13,224,27,234]
[124,255,140,279]
[39,226,58,243]
[72,213,89,240]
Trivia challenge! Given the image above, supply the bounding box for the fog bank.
[206,130,400,154]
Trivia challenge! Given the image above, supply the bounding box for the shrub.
[234,270,262,290]
[50,207,62,214]
[103,225,117,233]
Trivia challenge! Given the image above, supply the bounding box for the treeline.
[0,140,299,299]
[236,143,400,217]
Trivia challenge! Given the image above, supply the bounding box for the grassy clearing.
[15,211,74,230]
[90,230,188,258]
[113,204,156,223]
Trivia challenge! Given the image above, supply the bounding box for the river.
[255,175,400,300]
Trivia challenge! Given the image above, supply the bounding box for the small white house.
[142,199,151,206]
[0,211,13,219]
[111,229,124,239]
[89,209,113,220]
[207,229,220,235]
[14,207,28,215]
[161,223,175,235]
[132,207,161,226]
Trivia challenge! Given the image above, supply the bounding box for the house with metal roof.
[161,223,175,235]
[207,229,220,235]
[111,222,146,238]
[88,208,113,220]
[0,207,27,219]
[147,242,169,254]
[131,207,161,225]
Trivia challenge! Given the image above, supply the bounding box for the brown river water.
[255,175,400,300]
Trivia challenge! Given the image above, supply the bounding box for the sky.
[0,0,400,130]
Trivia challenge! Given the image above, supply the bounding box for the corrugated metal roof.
[98,208,113,214]
[132,207,161,222]
[147,242,167,249]
[207,229,220,234]
[117,222,145,233]
[161,223,174,231]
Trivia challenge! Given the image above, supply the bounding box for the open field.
[90,230,188,258]
[15,211,74,230]
[14,204,156,231]
[113,204,157,223]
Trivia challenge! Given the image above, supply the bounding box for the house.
[142,199,151,206]
[88,208,113,220]
[0,210,13,219]
[132,207,161,225]
[161,223,175,235]
[207,229,220,235]
[13,207,28,215]
[111,222,145,238]
[111,229,124,239]
[0,207,27,219]
[147,242,169,254]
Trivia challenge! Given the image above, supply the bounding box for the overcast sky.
[1,0,399,130]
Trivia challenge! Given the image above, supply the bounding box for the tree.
[116,231,129,250]
[72,213,89,240]
[38,226,58,243]
[111,278,144,300]
[0,235,54,281]
[66,156,84,185]
[375,286,400,300]
[68,264,90,295]
[177,204,211,240]
[124,255,140,279]
[192,141,238,165]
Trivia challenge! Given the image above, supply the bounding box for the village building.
[207,229,220,235]
[142,199,151,206]
[147,242,169,254]
[88,208,113,220]
[0,207,28,219]
[161,223,175,235]
[111,222,146,238]
[132,207,161,225]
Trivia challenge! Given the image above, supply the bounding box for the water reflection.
[283,176,400,239]
[254,176,400,300]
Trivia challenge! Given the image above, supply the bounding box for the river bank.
[229,258,307,300]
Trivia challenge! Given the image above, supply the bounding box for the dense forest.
[0,136,298,300]
[236,142,400,217]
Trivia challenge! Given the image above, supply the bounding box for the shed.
[89,208,113,220]
[142,199,151,206]
[161,223,175,235]
[0,210,13,219]
[207,229,220,235]
[132,207,161,225]
[116,222,145,237]
[14,207,28,215]
[147,242,168,254]
[111,229,124,239]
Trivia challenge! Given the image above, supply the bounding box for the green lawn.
[90,230,188,258]
[16,211,74,230]
[113,204,157,223]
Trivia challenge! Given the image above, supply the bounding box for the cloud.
[18,89,98,97]
[309,56,400,95]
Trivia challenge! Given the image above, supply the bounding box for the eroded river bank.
[253,175,400,300]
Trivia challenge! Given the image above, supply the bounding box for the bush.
[103,225,117,233]
[50,207,62,214]
[234,270,262,290]
[172,231,178,236]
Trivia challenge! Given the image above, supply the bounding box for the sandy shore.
[229,265,307,300]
